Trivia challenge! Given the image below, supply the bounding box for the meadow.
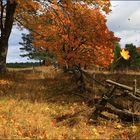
[0,66,140,139]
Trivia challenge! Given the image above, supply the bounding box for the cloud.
[7,26,35,63]
[115,30,140,47]
[107,1,140,46]
[9,26,28,46]
[6,45,36,63]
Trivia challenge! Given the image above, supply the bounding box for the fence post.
[133,79,137,95]
[132,79,137,123]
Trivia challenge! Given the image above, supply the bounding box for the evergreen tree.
[125,44,140,68]
[19,32,55,65]
[111,43,140,70]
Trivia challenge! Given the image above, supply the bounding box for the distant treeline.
[6,62,40,68]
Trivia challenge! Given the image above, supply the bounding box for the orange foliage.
[30,3,119,68]
[120,49,130,60]
[15,0,42,27]
[0,80,10,86]
[14,0,119,68]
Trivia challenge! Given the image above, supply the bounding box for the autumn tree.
[31,2,119,69]
[0,0,112,73]
[25,2,119,92]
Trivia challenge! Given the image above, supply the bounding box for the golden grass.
[1,98,139,139]
[0,66,140,139]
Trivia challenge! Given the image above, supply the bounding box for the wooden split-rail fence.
[81,70,140,122]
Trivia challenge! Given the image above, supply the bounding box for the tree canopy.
[28,2,119,68]
[0,0,119,72]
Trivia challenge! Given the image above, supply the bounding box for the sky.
[107,1,140,47]
[7,1,140,63]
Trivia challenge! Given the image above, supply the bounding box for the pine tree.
[19,32,55,65]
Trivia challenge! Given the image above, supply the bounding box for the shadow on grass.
[0,70,86,104]
[0,70,92,128]
[1,70,140,105]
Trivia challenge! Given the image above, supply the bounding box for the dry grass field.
[0,66,140,139]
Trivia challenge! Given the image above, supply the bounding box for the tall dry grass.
[0,66,140,139]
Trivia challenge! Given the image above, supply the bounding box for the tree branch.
[0,0,4,32]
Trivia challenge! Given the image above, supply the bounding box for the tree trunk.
[73,64,86,93]
[78,66,86,93]
[0,0,17,73]
[0,40,8,73]
[42,60,46,65]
